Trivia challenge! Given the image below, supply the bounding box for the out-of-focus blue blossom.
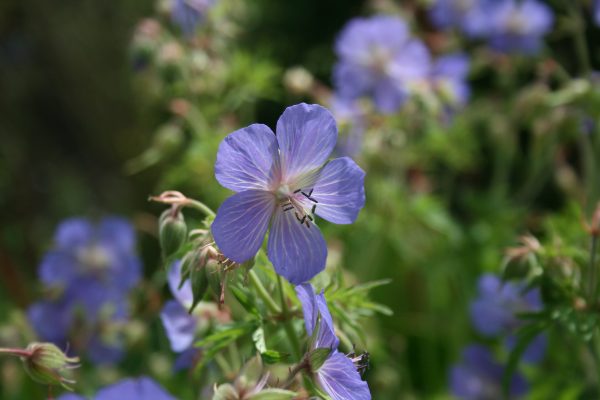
[160,261,227,370]
[429,0,491,37]
[333,16,431,113]
[171,0,215,36]
[296,283,371,400]
[212,103,366,285]
[470,274,546,364]
[430,53,471,109]
[595,0,600,27]
[330,96,366,158]
[450,345,528,400]
[57,376,175,400]
[28,217,141,364]
[470,274,542,336]
[487,0,553,54]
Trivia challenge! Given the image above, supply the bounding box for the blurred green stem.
[248,270,280,314]
[590,235,599,304]
[186,199,216,218]
[277,275,302,360]
[570,1,591,76]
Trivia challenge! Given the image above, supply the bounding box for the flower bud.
[159,208,188,258]
[20,343,80,390]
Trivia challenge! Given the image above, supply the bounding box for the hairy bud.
[159,207,188,258]
[20,343,80,390]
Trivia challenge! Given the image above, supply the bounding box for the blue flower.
[429,0,492,37]
[450,345,528,400]
[171,0,215,36]
[211,103,366,285]
[57,376,175,400]
[333,16,431,113]
[430,53,471,109]
[487,0,553,54]
[470,274,546,363]
[595,0,600,27]
[160,261,228,370]
[296,284,371,400]
[27,217,141,364]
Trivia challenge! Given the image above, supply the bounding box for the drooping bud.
[159,207,187,258]
[20,343,80,390]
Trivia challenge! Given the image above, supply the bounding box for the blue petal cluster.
[171,0,216,36]
[296,284,371,400]
[57,376,175,400]
[28,217,141,364]
[160,261,225,370]
[470,274,546,363]
[333,16,431,113]
[450,345,528,400]
[429,0,553,54]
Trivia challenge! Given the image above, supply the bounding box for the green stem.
[248,270,280,314]
[570,1,592,76]
[214,353,233,376]
[186,199,216,218]
[590,234,599,305]
[277,275,302,360]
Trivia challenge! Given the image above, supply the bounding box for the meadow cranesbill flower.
[57,376,175,400]
[450,345,528,400]
[171,0,215,36]
[487,0,553,54]
[27,217,141,364]
[160,261,228,369]
[429,0,492,37]
[296,284,371,400]
[211,103,365,284]
[470,274,546,363]
[333,16,431,113]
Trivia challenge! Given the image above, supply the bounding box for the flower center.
[505,11,527,35]
[278,187,319,229]
[76,245,111,274]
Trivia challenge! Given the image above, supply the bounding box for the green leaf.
[247,388,297,400]
[231,285,260,318]
[260,350,289,364]
[252,327,267,353]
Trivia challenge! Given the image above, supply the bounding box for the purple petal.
[317,351,371,400]
[87,336,124,365]
[96,377,175,400]
[28,301,71,343]
[505,333,547,364]
[160,300,197,352]
[97,217,136,253]
[295,284,339,349]
[372,78,407,114]
[174,348,199,371]
[54,218,94,249]
[215,124,280,192]
[38,250,78,287]
[267,207,327,285]
[212,190,275,263]
[276,104,337,183]
[301,157,365,224]
[167,260,193,308]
